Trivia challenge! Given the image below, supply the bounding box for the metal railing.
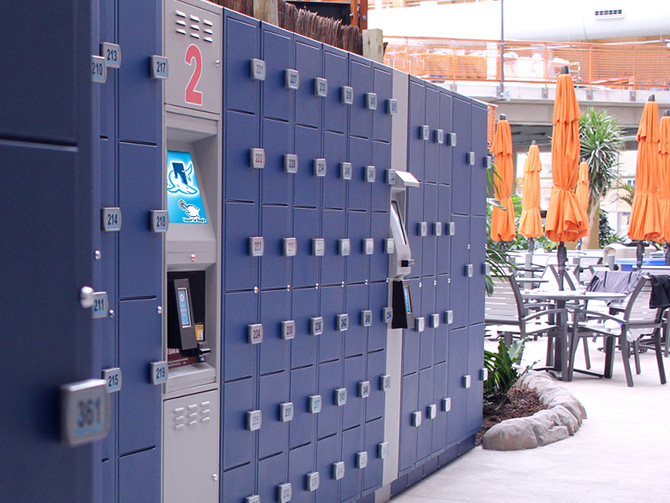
[384,36,670,92]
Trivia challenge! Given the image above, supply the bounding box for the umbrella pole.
[636,241,645,269]
[528,237,535,254]
[557,242,567,291]
[666,243,670,266]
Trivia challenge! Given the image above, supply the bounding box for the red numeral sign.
[185,44,203,105]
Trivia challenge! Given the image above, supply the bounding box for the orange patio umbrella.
[518,142,543,246]
[575,161,590,236]
[659,110,670,262]
[490,115,516,242]
[628,96,661,266]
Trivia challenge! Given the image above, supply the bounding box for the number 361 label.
[60,379,110,446]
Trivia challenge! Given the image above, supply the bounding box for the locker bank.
[0,1,488,502]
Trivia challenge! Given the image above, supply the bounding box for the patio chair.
[485,274,562,348]
[567,277,667,387]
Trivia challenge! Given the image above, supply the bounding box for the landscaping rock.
[482,418,539,450]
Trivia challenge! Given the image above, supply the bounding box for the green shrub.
[483,339,526,408]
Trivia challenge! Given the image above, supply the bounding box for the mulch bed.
[475,387,547,446]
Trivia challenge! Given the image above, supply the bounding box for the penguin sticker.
[166,150,207,224]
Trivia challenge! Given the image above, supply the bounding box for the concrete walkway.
[390,337,670,503]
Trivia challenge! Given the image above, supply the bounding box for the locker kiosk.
[162,1,223,503]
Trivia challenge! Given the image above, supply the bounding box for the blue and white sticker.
[166,150,207,224]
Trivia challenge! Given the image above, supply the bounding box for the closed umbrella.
[659,110,670,263]
[545,67,589,288]
[628,96,661,267]
[575,160,590,247]
[518,141,543,252]
[490,115,516,242]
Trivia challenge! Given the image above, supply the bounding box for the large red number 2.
[185,44,203,105]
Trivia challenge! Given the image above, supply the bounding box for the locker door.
[466,324,485,434]
[369,211,390,283]
[446,327,467,444]
[407,78,425,182]
[451,96,471,215]
[319,286,344,364]
[417,367,434,462]
[468,215,487,325]
[402,278,421,376]
[366,349,386,422]
[224,201,259,292]
[372,64,392,143]
[436,184,451,275]
[349,55,373,140]
[295,35,322,128]
[405,186,423,279]
[260,288,291,376]
[424,85,440,183]
[343,355,366,430]
[367,282,388,352]
[421,183,438,277]
[119,449,160,503]
[225,110,260,202]
[471,104,489,217]
[431,362,448,453]
[98,0,115,141]
[222,463,255,503]
[288,442,316,503]
[419,279,435,370]
[346,211,371,284]
[321,209,346,286]
[259,371,290,458]
[316,434,342,503]
[363,418,384,492]
[434,275,449,365]
[293,207,320,288]
[223,291,259,382]
[323,131,347,210]
[438,91,453,185]
[224,11,260,114]
[118,299,161,455]
[341,425,364,501]
[118,142,161,298]
[262,25,293,122]
[345,283,369,358]
[317,360,343,439]
[289,365,317,449]
[261,118,293,206]
[261,204,292,289]
[294,125,322,208]
[323,47,349,134]
[291,287,318,369]
[258,452,289,503]
[449,214,469,329]
[349,136,372,211]
[398,373,418,472]
[222,377,256,470]
[371,140,391,212]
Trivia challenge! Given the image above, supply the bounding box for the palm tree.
[579,108,625,248]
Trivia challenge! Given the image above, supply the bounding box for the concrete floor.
[390,337,670,503]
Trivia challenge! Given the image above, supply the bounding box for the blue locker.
[321,209,346,286]
[369,212,390,283]
[371,141,391,212]
[341,426,364,501]
[398,373,419,472]
[323,131,347,210]
[102,459,114,503]
[372,64,392,143]
[222,462,255,503]
[259,371,290,459]
[467,324,485,435]
[223,377,256,470]
[346,211,370,284]
[225,110,260,203]
[119,448,160,503]
[293,208,320,288]
[446,327,467,444]
[288,443,316,503]
[225,11,261,114]
[402,279,421,375]
[294,125,322,208]
[118,299,161,455]
[431,362,448,453]
[471,104,489,217]
[316,434,342,503]
[289,365,317,449]
[224,201,259,292]
[468,216,487,325]
[424,85,440,183]
[323,47,349,134]
[450,96,472,215]
[434,275,449,365]
[436,184,451,274]
[223,291,259,381]
[319,286,344,364]
[438,91,453,185]
[419,279,435,370]
[343,355,365,430]
[348,136,372,211]
[417,367,434,462]
[291,288,318,369]
[363,419,384,492]
[421,183,438,277]
[449,214,469,328]
[317,360,343,439]
[367,282,388,352]
[98,0,115,140]
[261,204,292,289]
[258,452,289,503]
[408,78,425,181]
[294,35,322,128]
[261,118,293,206]
[262,24,293,122]
[344,283,368,358]
[118,142,161,299]
[118,0,161,143]
[349,55,373,140]
[260,289,291,375]
[405,187,423,279]
[366,350,386,422]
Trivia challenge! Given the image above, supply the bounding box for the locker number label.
[248,323,263,345]
[378,442,389,459]
[359,381,370,398]
[92,291,108,319]
[246,496,260,503]
[435,129,445,144]
[101,207,122,231]
[280,402,294,422]
[381,374,391,392]
[447,132,457,146]
[311,317,324,336]
[366,93,377,110]
[312,238,325,257]
[150,55,169,79]
[285,69,300,89]
[306,472,320,492]
[185,44,203,105]
[284,154,298,174]
[415,316,425,333]
[337,314,349,332]
[433,222,443,236]
[442,397,452,412]
[339,239,351,256]
[365,165,376,183]
[383,307,393,324]
[333,461,345,480]
[361,310,373,327]
[101,42,121,68]
[102,368,122,393]
[313,158,327,177]
[421,125,430,141]
[249,237,265,257]
[335,388,347,406]
[91,55,107,83]
[356,451,368,469]
[250,58,266,80]
[427,403,437,420]
[387,99,398,115]
[60,379,109,446]
[309,395,322,414]
[283,237,297,257]
[386,169,396,185]
[247,410,262,431]
[151,210,169,232]
[250,148,265,169]
[467,152,476,165]
[445,310,454,325]
[281,320,296,340]
[278,483,292,503]
[341,86,354,105]
[412,410,422,427]
[150,361,168,384]
[363,239,374,256]
[430,313,440,328]
[315,77,328,97]
[418,222,428,237]
[340,162,353,180]
[384,238,395,255]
